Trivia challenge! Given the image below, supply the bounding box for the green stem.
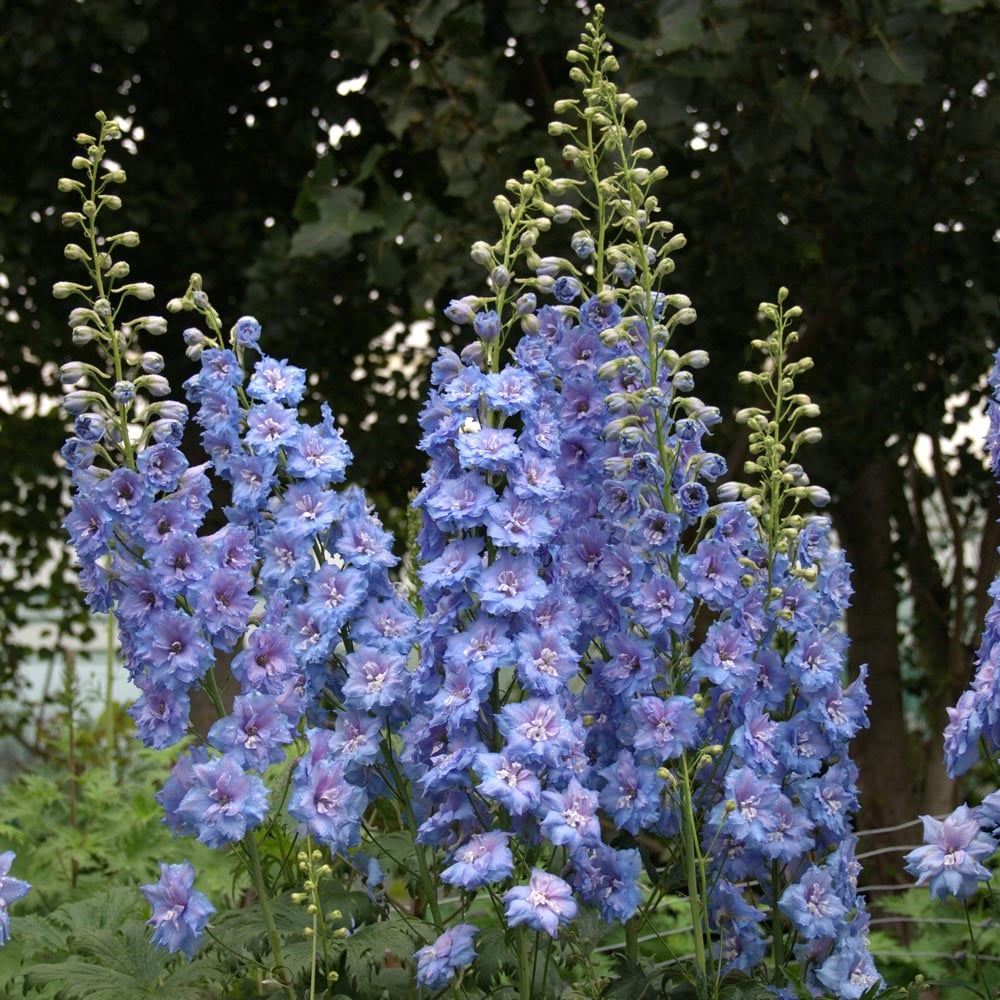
[678,754,710,1000]
[385,754,444,927]
[625,915,638,964]
[105,613,115,775]
[246,835,295,1000]
[200,665,227,719]
[517,924,532,1000]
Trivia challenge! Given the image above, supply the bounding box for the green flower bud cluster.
[729,288,828,570]
[55,112,169,469]
[294,844,344,987]
[455,4,707,514]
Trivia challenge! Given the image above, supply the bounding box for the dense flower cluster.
[908,350,1000,904]
[52,12,879,998]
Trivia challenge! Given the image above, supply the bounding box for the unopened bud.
[118,282,155,300]
[52,281,89,299]
[59,362,87,385]
[470,241,493,266]
[111,231,141,248]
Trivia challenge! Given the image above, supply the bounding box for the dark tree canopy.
[2,0,999,833]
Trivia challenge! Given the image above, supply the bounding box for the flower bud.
[473,309,501,342]
[490,265,511,290]
[112,380,136,405]
[716,481,744,502]
[134,315,168,335]
[470,241,493,266]
[138,374,171,397]
[62,390,101,415]
[493,195,512,219]
[807,486,831,507]
[140,352,165,373]
[110,231,141,248]
[52,281,89,299]
[59,362,87,385]
[118,282,155,300]
[443,296,479,324]
[155,400,189,423]
[63,243,89,262]
[61,212,85,228]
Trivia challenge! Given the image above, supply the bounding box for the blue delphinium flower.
[504,868,578,937]
[0,852,30,947]
[140,860,215,960]
[779,865,849,940]
[288,745,368,853]
[904,805,996,900]
[176,754,270,848]
[414,923,478,989]
[441,831,514,889]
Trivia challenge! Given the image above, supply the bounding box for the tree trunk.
[834,455,916,886]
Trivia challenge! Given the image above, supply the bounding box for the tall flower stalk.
[50,10,879,1000]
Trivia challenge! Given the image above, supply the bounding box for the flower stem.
[517,924,532,1000]
[245,834,295,1000]
[678,753,710,1000]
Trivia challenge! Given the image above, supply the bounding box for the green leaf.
[654,0,704,55]
[490,101,533,140]
[860,39,928,86]
[289,187,381,258]
[852,78,897,129]
[471,926,511,985]
[15,914,70,958]
[603,954,660,1000]
[410,0,466,43]
[343,920,415,989]
[367,5,398,63]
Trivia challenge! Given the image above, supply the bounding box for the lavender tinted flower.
[140,861,215,960]
[904,805,996,900]
[414,923,478,988]
[504,868,578,937]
